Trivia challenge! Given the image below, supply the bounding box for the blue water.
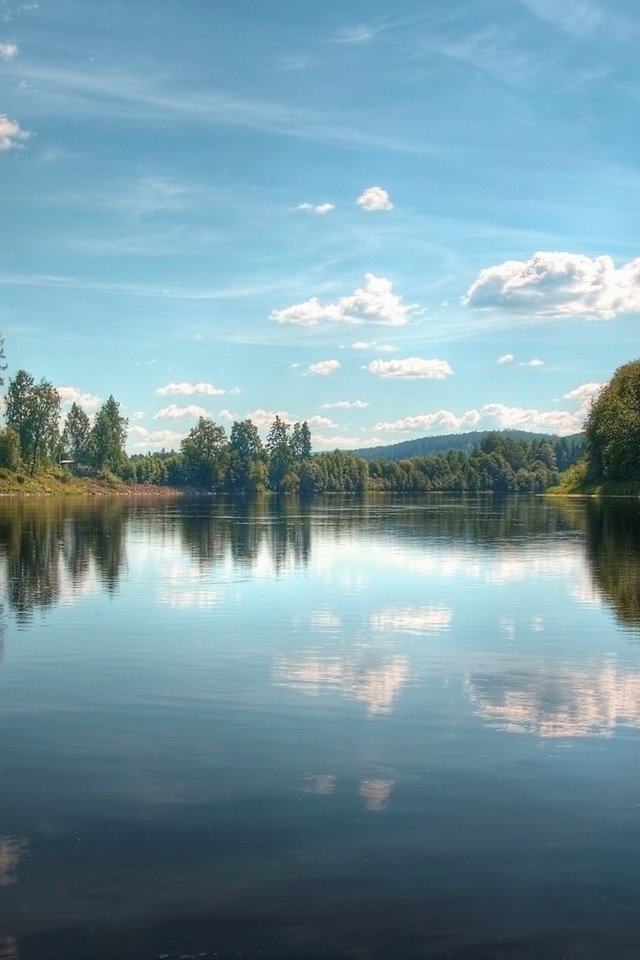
[0,494,639,959]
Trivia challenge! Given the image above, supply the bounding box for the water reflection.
[0,837,27,887]
[0,936,19,960]
[1,494,640,639]
[274,655,409,715]
[583,499,640,628]
[466,660,640,738]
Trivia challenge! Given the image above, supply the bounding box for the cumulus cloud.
[56,386,101,412]
[306,415,336,427]
[129,426,185,451]
[243,408,295,428]
[374,402,584,437]
[296,201,335,215]
[272,273,416,327]
[564,381,604,400]
[153,404,208,420]
[308,359,341,376]
[0,114,29,151]
[463,251,640,320]
[497,353,515,364]
[520,358,544,367]
[155,381,228,397]
[321,399,369,409]
[356,186,393,211]
[0,42,18,60]
[367,357,453,380]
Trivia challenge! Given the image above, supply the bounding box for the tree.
[585,360,640,481]
[5,370,61,475]
[228,419,266,492]
[0,427,21,470]
[88,395,128,472]
[266,415,294,491]
[61,402,91,463]
[181,417,228,489]
[290,421,312,461]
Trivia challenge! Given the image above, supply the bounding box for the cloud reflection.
[359,778,394,811]
[0,836,28,886]
[0,936,20,960]
[274,655,408,715]
[370,605,452,633]
[466,660,640,738]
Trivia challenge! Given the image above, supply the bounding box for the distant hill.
[350,430,583,462]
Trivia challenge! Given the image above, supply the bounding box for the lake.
[1,493,639,959]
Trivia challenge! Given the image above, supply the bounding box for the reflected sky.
[1,495,640,958]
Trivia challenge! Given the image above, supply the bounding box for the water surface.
[1,494,639,959]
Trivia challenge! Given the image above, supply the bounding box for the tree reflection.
[583,500,640,627]
[0,500,127,622]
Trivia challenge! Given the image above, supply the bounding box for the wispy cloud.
[272,274,417,327]
[308,359,341,376]
[367,357,453,380]
[321,399,369,410]
[153,404,208,420]
[0,41,18,59]
[155,382,229,397]
[296,201,335,215]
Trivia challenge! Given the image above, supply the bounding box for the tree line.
[0,360,583,494]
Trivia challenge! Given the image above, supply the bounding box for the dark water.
[1,493,640,960]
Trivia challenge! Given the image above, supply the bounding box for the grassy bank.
[0,466,183,497]
[546,460,640,497]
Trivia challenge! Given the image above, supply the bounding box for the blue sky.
[2,0,640,452]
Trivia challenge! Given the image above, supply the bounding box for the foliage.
[88,395,128,471]
[61,402,91,463]
[5,370,61,475]
[0,427,21,470]
[584,360,640,482]
[181,417,228,488]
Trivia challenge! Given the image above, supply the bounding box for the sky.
[2,0,640,453]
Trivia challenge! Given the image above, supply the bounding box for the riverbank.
[0,467,184,497]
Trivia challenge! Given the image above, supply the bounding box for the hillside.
[351,430,584,462]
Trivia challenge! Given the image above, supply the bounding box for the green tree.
[181,417,228,489]
[0,427,21,470]
[266,415,294,491]
[61,402,91,463]
[88,395,128,472]
[290,421,312,461]
[228,419,266,492]
[5,370,61,475]
[585,360,640,481]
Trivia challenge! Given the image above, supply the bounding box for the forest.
[0,361,587,495]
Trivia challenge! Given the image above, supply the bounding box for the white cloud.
[0,114,29,151]
[155,381,227,396]
[520,358,544,367]
[356,186,393,211]
[153,404,208,420]
[308,359,341,376]
[243,408,295,428]
[321,399,369,409]
[129,426,185,451]
[351,340,396,352]
[564,382,604,400]
[272,273,416,327]
[497,353,515,364]
[0,42,18,60]
[56,386,101,412]
[296,201,335,215]
[306,415,336,427]
[367,357,453,380]
[374,402,584,436]
[131,410,146,421]
[463,251,640,320]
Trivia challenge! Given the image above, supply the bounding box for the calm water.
[1,493,640,959]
